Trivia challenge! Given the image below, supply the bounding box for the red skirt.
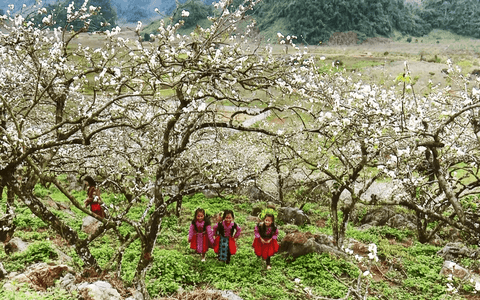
[190,233,211,254]
[252,238,279,259]
[91,203,105,218]
[213,236,237,255]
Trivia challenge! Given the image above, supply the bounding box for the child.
[188,208,214,262]
[213,210,241,264]
[252,211,279,270]
[83,176,105,218]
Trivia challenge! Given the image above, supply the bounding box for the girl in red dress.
[83,176,105,218]
[252,212,279,270]
[188,208,214,262]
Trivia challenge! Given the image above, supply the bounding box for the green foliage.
[0,284,74,300]
[146,249,199,295]
[403,255,446,296]
[171,0,215,29]
[288,253,359,298]
[182,193,234,217]
[254,0,431,44]
[14,206,47,230]
[30,0,117,32]
[3,241,58,272]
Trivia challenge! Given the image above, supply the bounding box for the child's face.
[224,213,233,224]
[196,212,205,222]
[264,216,273,227]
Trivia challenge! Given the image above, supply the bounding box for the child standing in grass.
[213,210,241,264]
[83,176,105,218]
[252,209,279,270]
[188,208,214,262]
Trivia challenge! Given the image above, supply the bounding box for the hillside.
[2,187,480,300]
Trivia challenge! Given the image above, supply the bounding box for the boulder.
[277,207,310,226]
[57,273,76,292]
[251,206,262,217]
[437,242,474,261]
[202,189,218,199]
[279,231,344,258]
[7,263,71,291]
[82,216,102,235]
[440,261,469,279]
[78,281,122,300]
[239,186,272,202]
[360,207,396,226]
[5,237,29,255]
[0,262,7,279]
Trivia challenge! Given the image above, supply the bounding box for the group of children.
[188,208,279,269]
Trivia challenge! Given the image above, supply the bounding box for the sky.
[0,0,186,25]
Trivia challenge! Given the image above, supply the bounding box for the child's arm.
[233,224,242,239]
[206,225,215,245]
[254,225,260,239]
[188,224,195,242]
[272,228,279,240]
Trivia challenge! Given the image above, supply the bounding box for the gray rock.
[220,290,243,300]
[125,290,144,300]
[57,273,76,292]
[82,216,102,235]
[5,237,29,255]
[251,206,262,217]
[202,189,218,199]
[78,281,122,300]
[440,260,469,279]
[279,231,344,258]
[360,207,396,226]
[278,207,310,226]
[0,262,7,279]
[437,242,472,261]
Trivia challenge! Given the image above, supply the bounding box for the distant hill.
[3,0,480,43]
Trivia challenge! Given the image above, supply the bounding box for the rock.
[67,174,84,192]
[277,207,310,226]
[279,231,344,258]
[251,206,262,217]
[239,186,272,202]
[202,189,218,199]
[360,207,396,226]
[220,290,243,300]
[78,281,122,300]
[5,237,29,255]
[266,202,277,209]
[125,290,144,300]
[246,216,260,223]
[437,242,473,261]
[8,263,71,291]
[57,273,76,292]
[386,214,413,230]
[440,261,469,279]
[82,216,102,235]
[0,262,7,279]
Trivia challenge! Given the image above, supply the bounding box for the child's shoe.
[267,265,272,270]
[201,257,206,262]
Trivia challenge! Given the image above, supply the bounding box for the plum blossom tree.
[383,62,480,243]
[0,0,318,298]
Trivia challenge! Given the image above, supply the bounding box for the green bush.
[4,241,58,272]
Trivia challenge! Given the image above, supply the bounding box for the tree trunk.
[11,181,101,273]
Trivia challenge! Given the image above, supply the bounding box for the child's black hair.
[222,209,234,220]
[192,208,211,228]
[83,176,96,187]
[263,213,275,225]
[259,213,277,238]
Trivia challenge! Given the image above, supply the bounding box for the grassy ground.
[1,184,479,299]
